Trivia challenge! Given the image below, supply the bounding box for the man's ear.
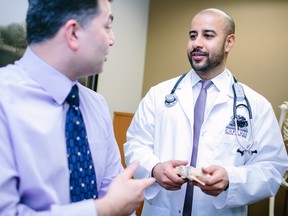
[64,20,80,51]
[225,34,235,53]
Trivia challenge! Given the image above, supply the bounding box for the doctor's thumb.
[172,160,189,167]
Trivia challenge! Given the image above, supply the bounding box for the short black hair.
[26,0,102,44]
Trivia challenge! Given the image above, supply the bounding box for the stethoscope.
[164,72,188,107]
[164,73,257,156]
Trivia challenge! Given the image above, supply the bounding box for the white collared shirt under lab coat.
[124,69,288,216]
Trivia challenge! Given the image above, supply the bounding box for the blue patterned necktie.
[65,84,98,202]
[183,80,212,216]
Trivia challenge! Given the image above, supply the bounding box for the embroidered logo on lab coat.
[225,115,248,138]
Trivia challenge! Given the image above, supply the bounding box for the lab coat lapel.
[176,73,194,124]
[206,74,234,118]
[213,89,232,107]
[175,71,234,124]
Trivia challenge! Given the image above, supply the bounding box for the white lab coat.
[124,69,288,216]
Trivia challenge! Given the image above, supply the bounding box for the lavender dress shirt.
[0,48,123,215]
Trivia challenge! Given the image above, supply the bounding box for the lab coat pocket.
[213,134,248,166]
[142,201,170,216]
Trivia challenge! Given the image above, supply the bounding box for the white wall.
[97,0,150,117]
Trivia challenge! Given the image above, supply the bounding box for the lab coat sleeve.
[214,93,288,208]
[124,87,163,199]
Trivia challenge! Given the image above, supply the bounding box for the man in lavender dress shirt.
[0,0,155,215]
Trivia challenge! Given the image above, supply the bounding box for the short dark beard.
[187,40,226,73]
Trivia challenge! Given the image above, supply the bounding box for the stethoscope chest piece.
[165,93,177,107]
[164,72,188,107]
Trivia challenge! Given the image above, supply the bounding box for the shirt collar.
[211,69,231,92]
[191,70,202,88]
[190,68,231,90]
[20,47,75,105]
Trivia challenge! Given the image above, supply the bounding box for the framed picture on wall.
[79,75,99,92]
[0,0,28,67]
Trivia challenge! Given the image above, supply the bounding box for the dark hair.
[26,0,101,44]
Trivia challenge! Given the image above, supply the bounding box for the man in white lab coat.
[124,8,288,216]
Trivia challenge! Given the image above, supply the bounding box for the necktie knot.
[66,85,79,107]
[201,80,212,90]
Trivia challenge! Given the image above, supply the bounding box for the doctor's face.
[187,11,231,75]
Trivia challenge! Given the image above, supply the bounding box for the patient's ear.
[64,20,80,51]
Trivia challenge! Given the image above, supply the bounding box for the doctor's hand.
[152,160,188,190]
[191,165,229,196]
[96,161,155,216]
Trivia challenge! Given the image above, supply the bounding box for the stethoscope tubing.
[164,72,256,156]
